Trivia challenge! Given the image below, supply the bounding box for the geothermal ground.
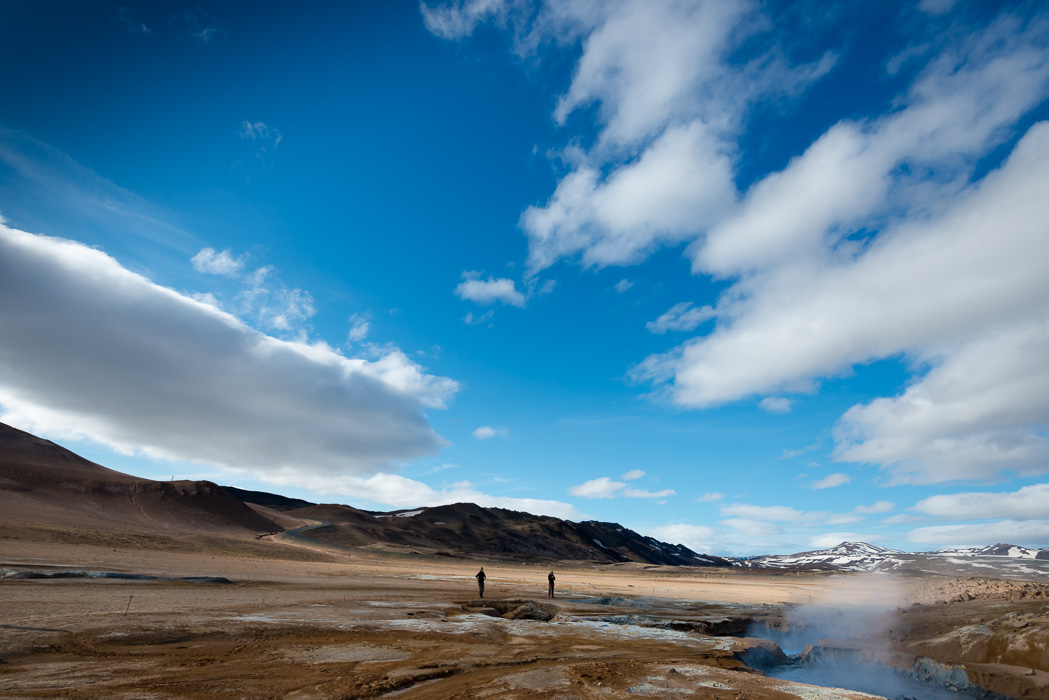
[1,531,1047,700]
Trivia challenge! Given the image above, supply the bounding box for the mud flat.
[1,537,1047,699]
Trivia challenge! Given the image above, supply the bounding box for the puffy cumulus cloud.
[0,224,458,478]
[811,473,851,489]
[425,0,830,275]
[759,397,792,414]
[646,302,715,334]
[289,472,581,520]
[645,524,717,553]
[192,247,245,277]
[522,122,738,271]
[429,2,1049,488]
[568,475,674,500]
[633,20,1049,483]
[907,520,1049,547]
[834,320,1049,483]
[472,425,508,440]
[913,484,1049,521]
[454,272,527,307]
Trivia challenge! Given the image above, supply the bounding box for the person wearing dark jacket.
[547,570,556,598]
[476,567,486,598]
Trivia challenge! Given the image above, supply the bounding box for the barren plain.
[2,528,1048,700]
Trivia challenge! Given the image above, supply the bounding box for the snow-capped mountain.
[741,542,901,573]
[930,543,1049,560]
[741,541,1049,574]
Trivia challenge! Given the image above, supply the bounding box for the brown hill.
[0,421,279,536]
[280,500,733,567]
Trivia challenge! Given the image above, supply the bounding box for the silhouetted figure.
[548,570,556,598]
[476,567,486,598]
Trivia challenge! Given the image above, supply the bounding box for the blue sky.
[2,0,1048,556]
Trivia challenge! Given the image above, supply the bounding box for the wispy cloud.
[116,7,151,36]
[347,312,372,344]
[569,474,674,500]
[759,397,792,414]
[472,425,508,440]
[810,472,850,489]
[646,302,715,334]
[854,501,894,514]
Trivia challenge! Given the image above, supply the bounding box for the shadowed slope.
[0,421,279,535]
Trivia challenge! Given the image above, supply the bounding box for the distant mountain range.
[742,540,1049,573]
[1,420,1045,571]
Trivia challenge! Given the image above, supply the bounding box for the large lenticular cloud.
[0,223,458,477]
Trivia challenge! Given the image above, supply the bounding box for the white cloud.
[621,487,675,500]
[420,0,508,40]
[646,302,715,334]
[240,121,282,149]
[568,474,674,500]
[0,224,458,478]
[463,309,495,326]
[568,476,625,499]
[347,312,371,343]
[472,425,508,440]
[696,491,724,503]
[522,121,738,272]
[811,473,851,490]
[759,397,792,414]
[192,247,245,277]
[454,272,527,307]
[855,501,894,515]
[907,520,1049,547]
[426,3,1049,489]
[630,20,1049,484]
[645,524,717,553]
[614,278,634,293]
[913,484,1049,521]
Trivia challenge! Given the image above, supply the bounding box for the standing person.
[476,567,486,598]
[548,570,556,598]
